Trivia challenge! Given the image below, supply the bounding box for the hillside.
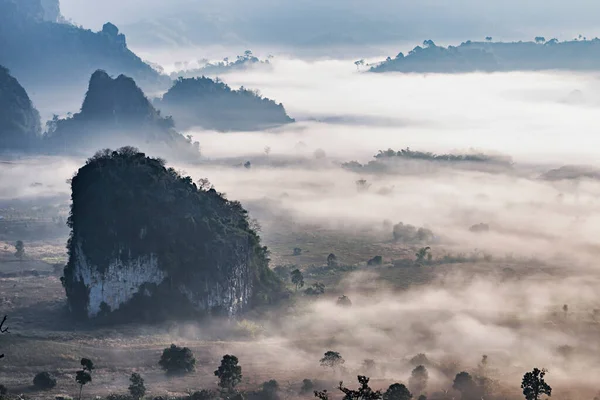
[62,147,283,320]
[370,38,600,73]
[44,70,199,160]
[0,65,41,150]
[0,0,169,92]
[155,76,295,132]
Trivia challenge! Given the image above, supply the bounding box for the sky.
[59,0,600,56]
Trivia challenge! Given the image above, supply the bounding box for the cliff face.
[46,70,199,161]
[0,65,41,149]
[155,76,295,132]
[62,147,281,320]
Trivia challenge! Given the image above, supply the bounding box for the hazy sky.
[59,0,600,55]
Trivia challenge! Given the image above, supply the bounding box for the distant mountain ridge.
[0,0,169,93]
[370,38,600,73]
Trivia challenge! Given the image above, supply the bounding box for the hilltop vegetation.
[170,50,273,79]
[0,65,41,150]
[369,37,600,73]
[155,76,294,132]
[343,148,513,174]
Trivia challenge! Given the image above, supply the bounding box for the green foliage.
[33,372,57,390]
[128,373,146,400]
[62,147,282,319]
[320,351,344,369]
[521,368,551,400]
[291,269,304,290]
[76,358,94,400]
[383,384,412,400]
[14,241,24,260]
[338,376,382,400]
[214,355,242,391]
[159,344,196,375]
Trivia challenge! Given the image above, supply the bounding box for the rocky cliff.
[61,147,282,320]
[155,76,294,132]
[45,70,199,161]
[0,65,41,150]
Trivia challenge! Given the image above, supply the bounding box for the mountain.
[0,0,169,93]
[44,70,199,160]
[155,76,295,132]
[61,146,283,320]
[0,65,41,150]
[370,38,600,73]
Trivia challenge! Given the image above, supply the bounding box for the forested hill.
[155,77,295,132]
[370,38,600,73]
[0,65,41,150]
[44,70,199,161]
[0,0,169,92]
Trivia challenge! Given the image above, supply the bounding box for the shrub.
[159,344,196,374]
[189,390,217,400]
[367,256,382,266]
[304,283,325,296]
[300,379,314,394]
[293,248,303,256]
[33,372,57,390]
[336,295,352,307]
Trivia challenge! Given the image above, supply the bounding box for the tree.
[534,36,546,44]
[215,354,242,392]
[453,372,479,400]
[338,376,382,400]
[244,161,251,169]
[354,59,365,70]
[337,295,352,307]
[128,373,146,400]
[415,247,431,265]
[0,315,8,359]
[422,40,435,48]
[314,390,330,400]
[264,146,271,156]
[261,380,280,400]
[384,383,412,400]
[320,351,345,370]
[33,372,57,390]
[408,366,428,396]
[327,253,338,267]
[293,247,303,256]
[14,240,24,261]
[356,179,371,192]
[159,344,196,374]
[485,36,493,42]
[301,379,315,394]
[367,256,383,266]
[305,282,325,296]
[521,368,551,400]
[76,358,94,400]
[291,269,304,291]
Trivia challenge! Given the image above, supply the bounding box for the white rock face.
[73,241,166,317]
[71,240,252,318]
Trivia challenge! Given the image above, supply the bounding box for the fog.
[5,59,600,398]
[60,0,600,57]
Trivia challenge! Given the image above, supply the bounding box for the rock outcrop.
[61,147,282,320]
[0,65,41,149]
[154,76,294,132]
[45,70,199,161]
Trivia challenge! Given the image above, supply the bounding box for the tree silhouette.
[159,344,196,374]
[215,354,242,392]
[0,315,8,359]
[453,372,479,400]
[534,37,546,44]
[14,240,24,261]
[485,37,493,42]
[291,269,304,290]
[76,358,94,400]
[383,383,412,400]
[320,351,345,370]
[338,376,382,400]
[128,373,146,400]
[337,295,352,307]
[327,253,338,267]
[415,247,431,266]
[408,365,428,396]
[521,368,551,400]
